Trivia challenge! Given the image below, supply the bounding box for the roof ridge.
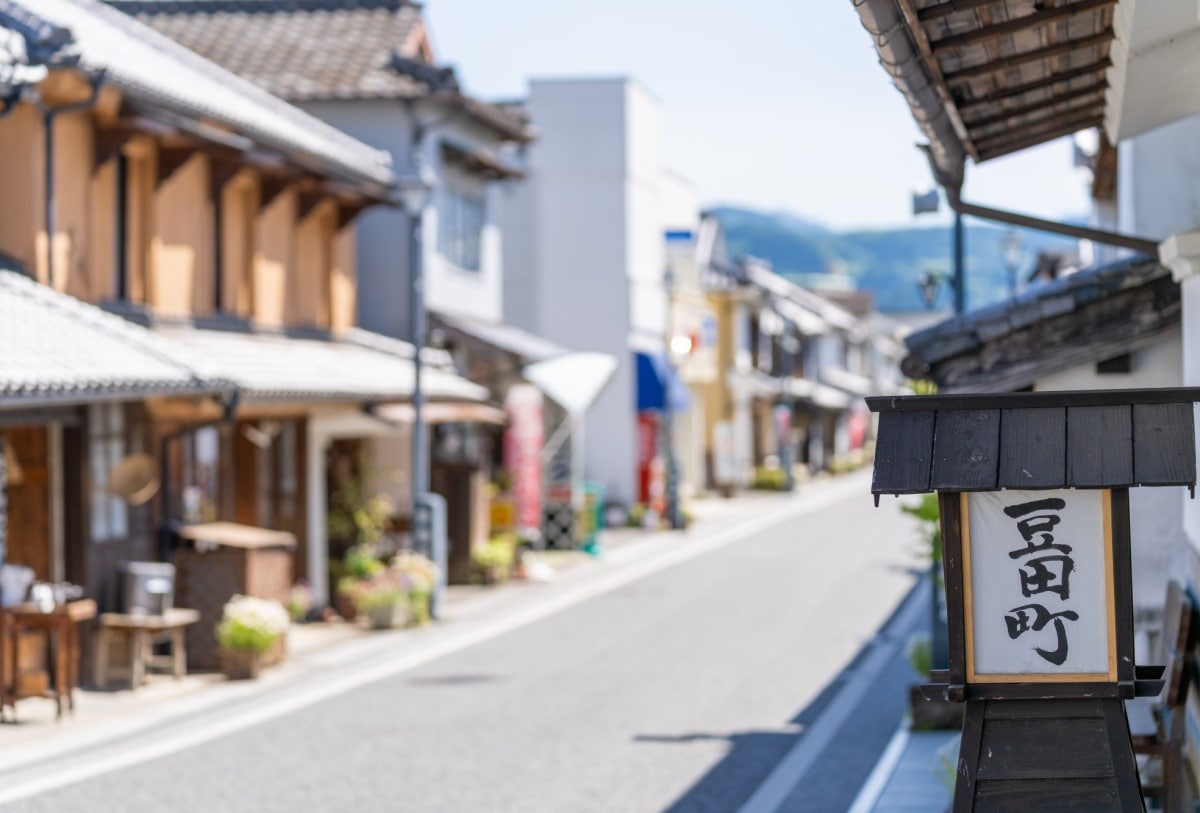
[106,0,410,14]
[30,0,395,189]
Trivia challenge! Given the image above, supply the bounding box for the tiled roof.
[154,323,489,404]
[902,256,1180,393]
[0,265,226,406]
[109,0,423,101]
[5,0,395,193]
[107,0,534,140]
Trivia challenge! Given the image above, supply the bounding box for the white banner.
[966,489,1112,679]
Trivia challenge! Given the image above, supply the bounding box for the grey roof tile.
[154,323,488,404]
[0,265,226,406]
[9,0,395,192]
[105,0,533,139]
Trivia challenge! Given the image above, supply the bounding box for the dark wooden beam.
[297,188,325,221]
[1092,132,1117,202]
[259,174,292,210]
[974,113,1104,159]
[918,0,1002,23]
[957,59,1110,110]
[944,29,1113,83]
[93,127,136,170]
[208,152,244,201]
[962,82,1105,130]
[337,200,370,230]
[868,385,1200,415]
[894,0,980,161]
[930,0,1118,55]
[156,146,195,187]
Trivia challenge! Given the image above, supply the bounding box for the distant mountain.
[712,205,1079,313]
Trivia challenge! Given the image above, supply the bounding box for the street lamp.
[663,266,682,531]
[398,159,435,557]
[917,270,948,310]
[1002,229,1023,299]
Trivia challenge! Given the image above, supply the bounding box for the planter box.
[366,603,408,630]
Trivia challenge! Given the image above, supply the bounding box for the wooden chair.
[1130,580,1197,812]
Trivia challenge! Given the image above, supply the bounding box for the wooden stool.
[94,609,201,690]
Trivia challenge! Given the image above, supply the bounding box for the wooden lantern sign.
[869,388,1200,813]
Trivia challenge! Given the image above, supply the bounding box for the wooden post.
[869,388,1200,812]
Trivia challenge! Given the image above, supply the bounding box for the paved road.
[3,474,925,813]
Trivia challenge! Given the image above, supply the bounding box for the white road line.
[846,724,911,813]
[0,473,874,806]
[735,578,928,813]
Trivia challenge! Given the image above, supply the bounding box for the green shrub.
[751,467,788,491]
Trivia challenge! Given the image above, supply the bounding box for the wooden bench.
[1130,580,1198,813]
[94,608,201,690]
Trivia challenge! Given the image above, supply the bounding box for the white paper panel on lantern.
[965,489,1114,681]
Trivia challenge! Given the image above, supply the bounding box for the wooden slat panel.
[1067,406,1133,487]
[1133,402,1196,485]
[931,409,999,490]
[871,410,934,493]
[983,699,1104,720]
[973,778,1122,811]
[977,718,1113,780]
[866,387,1200,413]
[999,408,1065,488]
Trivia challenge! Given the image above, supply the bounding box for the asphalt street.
[2,475,926,813]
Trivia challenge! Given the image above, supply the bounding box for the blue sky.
[426,0,1092,232]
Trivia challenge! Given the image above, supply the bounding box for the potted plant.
[286,579,315,623]
[471,536,515,585]
[392,551,439,626]
[334,543,385,621]
[215,595,290,680]
[355,570,411,630]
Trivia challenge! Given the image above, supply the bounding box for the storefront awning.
[372,402,507,426]
[636,351,690,412]
[434,313,567,363]
[524,352,619,416]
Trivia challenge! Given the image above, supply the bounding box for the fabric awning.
[636,351,690,412]
[523,352,618,416]
[433,313,567,363]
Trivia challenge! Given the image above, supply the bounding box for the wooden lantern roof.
[868,388,1200,496]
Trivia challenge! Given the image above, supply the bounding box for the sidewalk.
[0,476,849,778]
[848,727,956,813]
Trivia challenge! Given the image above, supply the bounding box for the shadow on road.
[642,576,927,813]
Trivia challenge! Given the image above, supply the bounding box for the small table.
[94,609,201,690]
[1,599,98,720]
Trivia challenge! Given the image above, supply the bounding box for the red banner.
[504,385,544,533]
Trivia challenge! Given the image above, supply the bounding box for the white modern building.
[503,78,682,508]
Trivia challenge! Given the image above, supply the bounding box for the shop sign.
[964,488,1115,682]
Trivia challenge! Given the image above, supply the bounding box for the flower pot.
[366,602,408,630]
[335,590,360,621]
[220,647,263,680]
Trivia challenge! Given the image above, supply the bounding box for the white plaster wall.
[300,99,506,337]
[1034,331,1186,623]
[514,79,638,504]
[1118,115,1200,238]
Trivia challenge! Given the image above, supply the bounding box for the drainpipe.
[35,70,105,287]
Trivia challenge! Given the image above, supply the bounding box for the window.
[438,184,484,271]
[89,404,128,542]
